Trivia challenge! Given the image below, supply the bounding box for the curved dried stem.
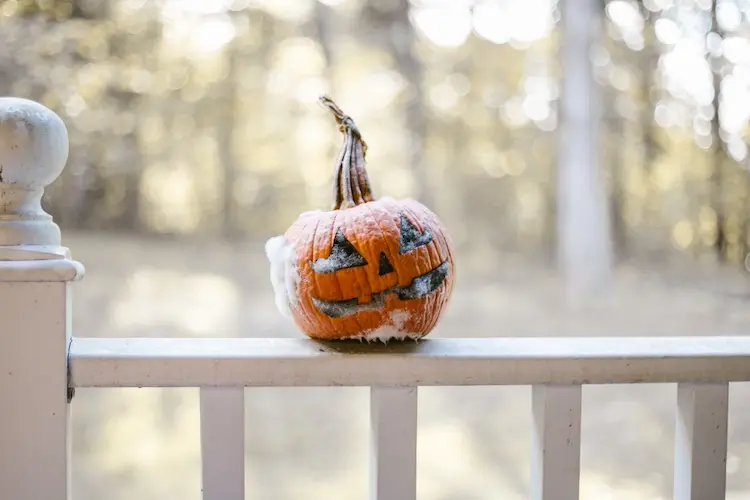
[319,95,374,209]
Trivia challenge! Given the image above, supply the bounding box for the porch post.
[0,97,84,500]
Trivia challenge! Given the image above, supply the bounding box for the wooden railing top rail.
[69,336,750,388]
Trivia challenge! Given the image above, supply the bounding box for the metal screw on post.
[0,97,84,500]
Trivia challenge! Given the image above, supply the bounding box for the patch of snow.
[341,309,422,343]
[299,209,324,218]
[264,235,300,318]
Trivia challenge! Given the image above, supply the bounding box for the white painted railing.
[68,336,746,500]
[0,98,746,500]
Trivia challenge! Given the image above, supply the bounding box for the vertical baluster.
[370,386,418,500]
[200,387,246,500]
[673,383,728,500]
[530,385,582,500]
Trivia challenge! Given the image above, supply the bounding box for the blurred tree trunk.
[219,33,240,240]
[608,112,628,260]
[360,0,432,207]
[110,4,162,233]
[313,0,335,84]
[640,6,661,258]
[312,0,337,180]
[640,9,659,175]
[710,0,727,262]
[119,114,144,232]
[556,0,613,296]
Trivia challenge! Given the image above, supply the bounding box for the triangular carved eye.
[378,252,395,276]
[399,214,433,254]
[311,228,368,273]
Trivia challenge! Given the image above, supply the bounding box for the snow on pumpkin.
[265,96,455,342]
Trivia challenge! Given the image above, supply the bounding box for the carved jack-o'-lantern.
[265,96,455,341]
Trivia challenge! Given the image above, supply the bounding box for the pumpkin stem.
[319,95,375,209]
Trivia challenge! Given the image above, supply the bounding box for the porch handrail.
[69,335,750,387]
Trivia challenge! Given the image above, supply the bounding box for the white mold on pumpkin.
[264,235,300,318]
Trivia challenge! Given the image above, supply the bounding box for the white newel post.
[0,97,84,500]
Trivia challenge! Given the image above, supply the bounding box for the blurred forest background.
[4,0,750,270]
[4,0,750,499]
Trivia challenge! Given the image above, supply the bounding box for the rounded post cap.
[0,97,69,188]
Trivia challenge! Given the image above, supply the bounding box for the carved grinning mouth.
[311,261,450,318]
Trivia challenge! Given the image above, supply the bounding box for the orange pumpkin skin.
[284,197,455,340]
[267,96,455,341]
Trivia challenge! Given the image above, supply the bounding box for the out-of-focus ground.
[68,232,750,500]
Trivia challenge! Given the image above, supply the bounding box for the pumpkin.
[265,96,455,341]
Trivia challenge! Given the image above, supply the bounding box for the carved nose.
[378,252,395,276]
